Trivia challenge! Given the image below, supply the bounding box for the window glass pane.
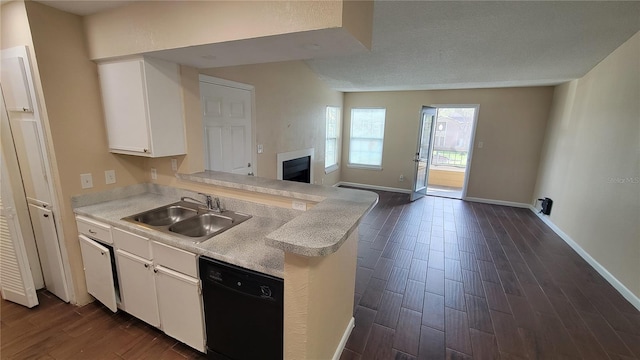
[325,106,341,169]
[349,108,386,166]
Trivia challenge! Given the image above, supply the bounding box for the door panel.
[155,266,205,352]
[0,158,39,308]
[411,107,437,201]
[230,126,246,171]
[0,56,33,112]
[78,235,117,312]
[28,204,69,301]
[116,249,160,327]
[10,119,51,204]
[200,80,253,175]
[204,125,224,171]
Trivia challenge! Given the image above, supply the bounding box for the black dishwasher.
[199,256,283,360]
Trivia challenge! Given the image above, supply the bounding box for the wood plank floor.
[1,290,206,359]
[341,189,640,360]
[1,189,638,359]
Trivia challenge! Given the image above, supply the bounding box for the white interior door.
[2,46,72,302]
[411,107,437,201]
[200,77,253,175]
[0,157,39,308]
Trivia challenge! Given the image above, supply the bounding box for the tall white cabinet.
[98,57,186,157]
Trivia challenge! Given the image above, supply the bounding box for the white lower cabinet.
[76,217,205,353]
[78,235,118,312]
[116,249,160,327]
[155,265,205,352]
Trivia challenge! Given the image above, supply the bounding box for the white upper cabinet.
[98,57,186,157]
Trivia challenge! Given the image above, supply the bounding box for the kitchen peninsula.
[73,170,378,360]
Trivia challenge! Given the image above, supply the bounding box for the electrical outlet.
[80,173,93,189]
[171,159,178,171]
[399,174,405,182]
[151,168,157,180]
[105,170,116,184]
[257,144,264,154]
[478,141,484,149]
[292,200,307,211]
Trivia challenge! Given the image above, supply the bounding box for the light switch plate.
[477,141,484,148]
[105,170,116,184]
[257,144,264,154]
[80,173,93,189]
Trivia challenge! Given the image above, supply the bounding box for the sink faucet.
[180,193,223,212]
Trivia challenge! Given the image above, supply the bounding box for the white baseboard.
[464,196,531,208]
[334,181,411,194]
[332,317,355,360]
[528,206,640,311]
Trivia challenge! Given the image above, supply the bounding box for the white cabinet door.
[155,265,205,352]
[78,235,117,312]
[98,59,150,155]
[98,57,185,157]
[28,204,68,302]
[116,249,160,327]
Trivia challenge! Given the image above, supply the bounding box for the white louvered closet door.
[0,160,39,308]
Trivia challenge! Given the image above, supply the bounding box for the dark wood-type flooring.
[1,290,206,359]
[1,189,638,359]
[341,190,640,360]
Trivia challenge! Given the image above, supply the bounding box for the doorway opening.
[426,106,478,199]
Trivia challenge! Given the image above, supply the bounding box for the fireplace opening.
[283,156,311,183]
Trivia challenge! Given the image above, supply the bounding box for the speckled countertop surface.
[180,171,379,256]
[73,190,287,278]
[74,173,378,276]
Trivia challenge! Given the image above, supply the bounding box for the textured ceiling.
[306,1,640,91]
[36,0,640,92]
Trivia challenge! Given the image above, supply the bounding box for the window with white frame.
[349,108,386,168]
[325,106,341,173]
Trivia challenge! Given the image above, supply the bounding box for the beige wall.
[151,60,344,187]
[204,61,344,185]
[284,229,357,359]
[1,1,33,49]
[21,1,147,304]
[533,32,640,298]
[342,87,554,204]
[83,1,360,60]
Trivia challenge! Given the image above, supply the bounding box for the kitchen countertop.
[180,171,379,256]
[73,172,378,277]
[74,191,287,278]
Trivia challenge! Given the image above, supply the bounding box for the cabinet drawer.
[152,241,197,278]
[113,227,151,260]
[76,216,112,244]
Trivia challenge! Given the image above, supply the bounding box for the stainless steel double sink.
[122,201,251,243]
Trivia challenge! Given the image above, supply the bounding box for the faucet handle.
[214,197,224,212]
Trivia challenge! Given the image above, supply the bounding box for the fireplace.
[277,148,314,184]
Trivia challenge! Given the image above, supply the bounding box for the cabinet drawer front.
[152,241,197,278]
[113,227,151,260]
[76,216,112,244]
